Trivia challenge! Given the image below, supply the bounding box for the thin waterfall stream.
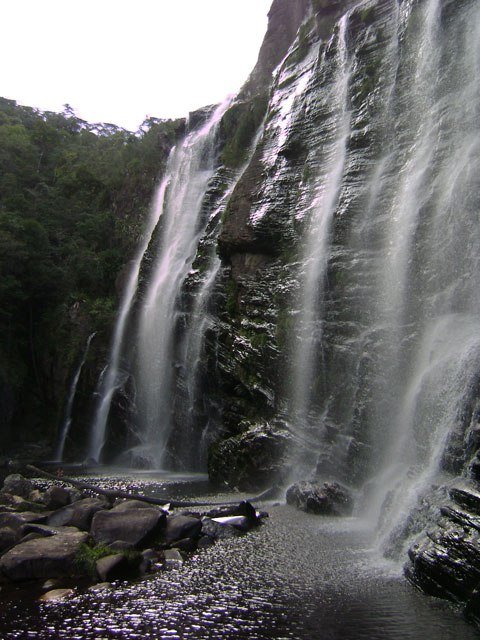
[55,332,96,462]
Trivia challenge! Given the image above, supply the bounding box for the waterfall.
[87,159,175,462]
[290,13,352,476]
[285,0,480,551]
[55,332,96,462]
[130,99,232,469]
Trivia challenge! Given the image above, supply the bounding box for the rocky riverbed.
[0,471,478,639]
[0,472,265,596]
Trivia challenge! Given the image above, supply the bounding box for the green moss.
[220,93,268,169]
[75,542,140,579]
[225,278,238,316]
[74,543,113,578]
[359,7,375,25]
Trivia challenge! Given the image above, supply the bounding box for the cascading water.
[285,0,480,555]
[87,163,174,462]
[130,99,232,468]
[55,332,96,462]
[289,13,352,476]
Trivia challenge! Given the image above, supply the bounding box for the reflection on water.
[0,475,476,639]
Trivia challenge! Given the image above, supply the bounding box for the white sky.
[0,0,272,131]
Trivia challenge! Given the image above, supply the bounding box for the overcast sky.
[0,0,272,131]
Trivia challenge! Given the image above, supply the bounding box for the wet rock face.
[208,421,291,491]
[405,484,480,622]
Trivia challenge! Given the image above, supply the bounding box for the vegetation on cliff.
[0,97,183,449]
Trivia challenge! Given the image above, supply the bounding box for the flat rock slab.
[0,530,89,581]
[0,512,48,534]
[91,508,165,547]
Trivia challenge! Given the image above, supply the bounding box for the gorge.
[1,0,480,635]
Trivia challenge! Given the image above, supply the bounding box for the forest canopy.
[0,97,183,446]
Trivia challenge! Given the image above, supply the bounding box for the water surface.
[0,474,476,639]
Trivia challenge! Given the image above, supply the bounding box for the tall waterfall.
[290,13,352,473]
[284,0,480,551]
[88,158,175,462]
[129,99,232,469]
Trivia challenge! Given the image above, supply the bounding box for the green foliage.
[0,97,182,443]
[225,278,239,316]
[75,543,113,577]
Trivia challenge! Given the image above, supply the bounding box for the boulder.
[0,530,89,581]
[0,527,18,553]
[106,540,136,553]
[201,517,241,540]
[163,549,183,567]
[0,511,48,534]
[96,554,130,581]
[164,515,202,545]
[39,588,75,602]
[0,493,45,513]
[112,500,161,512]
[286,481,354,516]
[43,485,71,510]
[91,508,165,547]
[21,524,81,538]
[1,474,33,499]
[47,498,107,531]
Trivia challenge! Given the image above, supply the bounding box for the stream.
[0,472,476,639]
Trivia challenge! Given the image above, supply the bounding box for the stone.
[286,481,354,516]
[42,578,62,591]
[43,486,71,510]
[201,517,241,540]
[1,494,45,513]
[0,530,89,581]
[47,498,107,531]
[0,527,18,553]
[91,508,165,547]
[1,474,33,499]
[28,489,44,504]
[112,499,161,512]
[163,549,183,567]
[39,588,75,602]
[164,515,202,545]
[0,511,48,534]
[21,524,81,538]
[96,554,130,582]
